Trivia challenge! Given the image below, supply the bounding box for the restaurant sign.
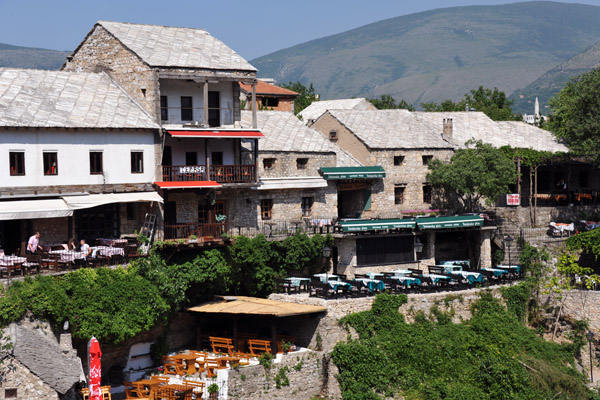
[506,194,520,206]
[179,166,205,174]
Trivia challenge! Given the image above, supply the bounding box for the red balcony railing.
[162,165,255,184]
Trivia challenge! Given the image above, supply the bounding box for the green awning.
[320,166,386,180]
[416,215,483,230]
[339,218,416,232]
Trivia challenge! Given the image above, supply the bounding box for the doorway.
[208,91,220,127]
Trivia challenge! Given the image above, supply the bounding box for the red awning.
[154,181,222,189]
[167,130,264,138]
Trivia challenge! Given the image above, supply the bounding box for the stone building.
[0,68,162,253]
[63,21,264,241]
[1,322,85,399]
[299,97,376,125]
[239,80,298,112]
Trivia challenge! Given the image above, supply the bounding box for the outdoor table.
[327,280,352,290]
[496,265,521,274]
[132,379,161,397]
[172,353,201,374]
[314,273,339,283]
[480,268,509,277]
[91,246,125,258]
[0,255,26,277]
[98,238,128,247]
[284,277,311,291]
[366,272,384,279]
[49,249,85,262]
[354,278,385,292]
[423,273,452,283]
[441,265,463,274]
[450,270,484,284]
[390,269,412,276]
[394,276,422,287]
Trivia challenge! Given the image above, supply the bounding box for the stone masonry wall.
[63,25,160,121]
[32,217,69,248]
[228,350,325,400]
[0,357,59,400]
[365,149,454,216]
[494,205,600,229]
[259,152,336,178]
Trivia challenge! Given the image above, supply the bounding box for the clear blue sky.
[2,0,600,60]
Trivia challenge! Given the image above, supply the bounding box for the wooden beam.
[251,83,257,129]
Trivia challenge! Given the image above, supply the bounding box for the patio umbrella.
[88,336,103,400]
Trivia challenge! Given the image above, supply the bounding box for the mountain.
[510,39,600,114]
[251,2,600,107]
[0,43,70,70]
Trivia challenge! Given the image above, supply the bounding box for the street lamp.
[414,237,424,271]
[322,246,332,281]
[587,330,594,383]
[504,235,514,266]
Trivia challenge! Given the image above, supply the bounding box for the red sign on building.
[506,194,520,206]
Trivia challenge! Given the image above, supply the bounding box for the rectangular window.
[262,97,279,107]
[43,152,58,175]
[4,388,17,398]
[301,197,313,217]
[181,96,193,121]
[263,158,275,170]
[160,96,168,121]
[261,199,273,220]
[422,155,433,165]
[131,151,144,173]
[9,152,25,176]
[423,185,432,203]
[89,151,103,175]
[394,155,405,166]
[394,185,406,205]
[296,158,308,169]
[329,130,338,141]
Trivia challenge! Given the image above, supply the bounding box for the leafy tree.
[427,140,518,212]
[367,94,414,111]
[463,86,521,121]
[421,87,521,121]
[548,67,600,164]
[280,81,318,115]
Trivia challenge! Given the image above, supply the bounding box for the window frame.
[393,155,405,166]
[422,155,433,166]
[394,185,406,205]
[131,151,144,174]
[423,184,432,204]
[296,158,309,170]
[329,130,338,141]
[89,151,103,175]
[261,199,273,220]
[180,96,193,121]
[43,152,58,176]
[301,196,313,217]
[263,158,276,170]
[160,96,169,121]
[9,151,25,176]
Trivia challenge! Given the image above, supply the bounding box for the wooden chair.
[182,380,206,400]
[248,339,272,356]
[209,336,234,355]
[23,254,41,275]
[162,355,185,375]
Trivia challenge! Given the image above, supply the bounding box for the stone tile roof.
[0,68,159,129]
[298,98,376,123]
[239,81,298,96]
[328,109,456,150]
[98,21,257,72]
[241,111,361,167]
[414,111,568,152]
[10,324,84,395]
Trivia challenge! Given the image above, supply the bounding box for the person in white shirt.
[80,239,92,259]
[27,232,42,254]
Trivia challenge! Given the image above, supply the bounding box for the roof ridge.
[98,20,208,34]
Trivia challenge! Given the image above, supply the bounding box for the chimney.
[443,118,453,138]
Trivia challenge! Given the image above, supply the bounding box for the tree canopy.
[280,81,319,115]
[427,140,518,212]
[367,95,415,111]
[548,67,600,164]
[421,86,521,121]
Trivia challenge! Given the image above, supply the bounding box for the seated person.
[80,239,92,259]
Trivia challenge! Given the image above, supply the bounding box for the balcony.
[162,165,256,184]
[164,222,229,240]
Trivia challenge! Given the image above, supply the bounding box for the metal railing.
[162,165,256,184]
[164,222,229,240]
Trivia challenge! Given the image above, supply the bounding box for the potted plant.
[207,383,219,400]
[188,234,198,243]
[282,341,291,354]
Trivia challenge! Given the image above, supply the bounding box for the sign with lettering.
[178,166,205,174]
[506,194,520,206]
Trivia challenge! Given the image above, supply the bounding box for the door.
[208,91,220,127]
